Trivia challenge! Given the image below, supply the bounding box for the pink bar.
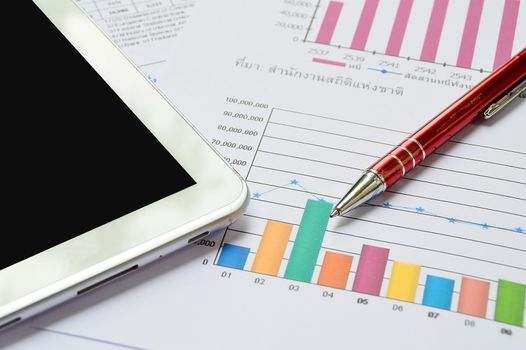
[312,57,346,67]
[316,1,344,44]
[458,277,490,317]
[385,0,414,56]
[351,0,380,50]
[352,244,390,295]
[420,0,449,62]
[457,0,484,68]
[493,0,520,70]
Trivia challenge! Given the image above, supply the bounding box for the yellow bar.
[387,261,421,302]
[251,220,293,276]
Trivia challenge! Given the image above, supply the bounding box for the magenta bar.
[312,57,346,67]
[420,0,449,62]
[351,0,380,50]
[316,1,344,44]
[352,244,390,295]
[493,0,520,70]
[385,0,414,56]
[457,0,484,68]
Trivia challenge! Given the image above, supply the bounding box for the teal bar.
[284,199,333,282]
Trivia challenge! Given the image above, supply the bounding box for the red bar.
[456,0,484,68]
[493,0,520,70]
[351,0,380,50]
[316,1,344,45]
[420,0,449,62]
[385,0,414,56]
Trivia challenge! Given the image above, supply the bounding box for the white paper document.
[4,0,525,349]
[76,0,196,80]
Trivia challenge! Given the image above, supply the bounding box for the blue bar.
[217,243,250,270]
[422,275,455,310]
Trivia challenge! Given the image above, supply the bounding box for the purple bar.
[493,0,520,70]
[316,1,344,44]
[352,244,390,295]
[457,0,484,68]
[420,0,449,62]
[351,0,380,50]
[385,0,414,56]
[312,57,346,67]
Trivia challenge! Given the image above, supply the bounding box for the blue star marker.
[481,223,490,229]
[382,202,391,208]
[515,227,525,234]
[252,192,262,199]
[290,179,299,185]
[448,218,456,224]
[416,207,425,213]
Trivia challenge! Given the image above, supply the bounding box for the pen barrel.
[371,48,526,187]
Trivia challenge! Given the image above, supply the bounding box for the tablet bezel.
[0,0,248,324]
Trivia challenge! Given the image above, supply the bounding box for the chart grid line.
[257,150,526,207]
[251,164,526,205]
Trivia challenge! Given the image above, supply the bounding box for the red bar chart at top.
[306,0,525,71]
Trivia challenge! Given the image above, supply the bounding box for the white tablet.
[0,0,249,329]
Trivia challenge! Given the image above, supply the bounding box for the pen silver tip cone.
[330,208,340,218]
[332,170,387,217]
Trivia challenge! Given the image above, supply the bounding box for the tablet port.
[77,265,139,296]
[188,231,210,244]
[0,317,21,331]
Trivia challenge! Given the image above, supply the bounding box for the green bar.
[494,279,526,327]
[284,199,333,282]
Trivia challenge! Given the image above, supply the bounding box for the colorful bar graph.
[284,199,333,282]
[494,279,526,327]
[352,244,389,295]
[493,0,520,70]
[350,0,380,50]
[316,1,344,44]
[251,220,293,276]
[387,261,420,302]
[422,275,455,310]
[420,0,449,62]
[385,0,414,56]
[318,251,353,289]
[217,243,250,270]
[458,277,490,318]
[456,0,484,68]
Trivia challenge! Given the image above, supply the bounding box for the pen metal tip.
[330,208,340,218]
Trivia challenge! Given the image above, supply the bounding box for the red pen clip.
[483,79,526,119]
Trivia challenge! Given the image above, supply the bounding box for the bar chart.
[305,0,524,71]
[217,199,525,326]
[214,108,526,328]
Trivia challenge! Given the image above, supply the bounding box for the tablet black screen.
[1,4,196,270]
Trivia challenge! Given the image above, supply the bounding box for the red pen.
[331,47,526,218]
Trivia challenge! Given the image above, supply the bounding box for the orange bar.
[458,277,490,317]
[318,251,353,289]
[251,220,293,275]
